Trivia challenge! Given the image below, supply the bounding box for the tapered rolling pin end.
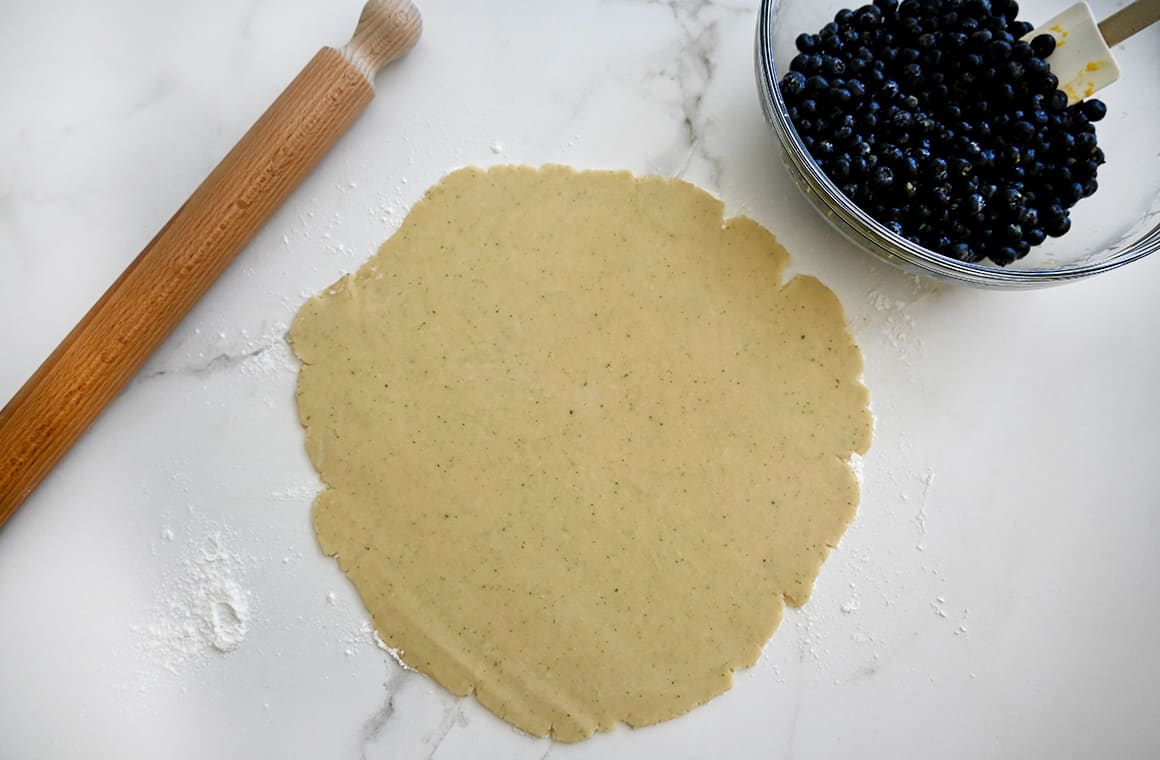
[343,0,423,82]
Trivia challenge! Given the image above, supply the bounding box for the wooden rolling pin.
[0,0,422,526]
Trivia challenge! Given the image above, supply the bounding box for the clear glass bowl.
[754,0,1160,288]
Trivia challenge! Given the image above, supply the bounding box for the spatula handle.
[0,48,376,525]
[1100,0,1160,47]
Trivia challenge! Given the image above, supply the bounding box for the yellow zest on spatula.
[1026,0,1160,104]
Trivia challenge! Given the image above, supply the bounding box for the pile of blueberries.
[780,0,1107,266]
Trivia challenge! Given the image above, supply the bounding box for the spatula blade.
[1024,2,1120,106]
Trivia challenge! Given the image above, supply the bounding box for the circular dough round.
[290,165,871,742]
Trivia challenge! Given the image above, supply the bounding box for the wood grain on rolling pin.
[0,48,372,523]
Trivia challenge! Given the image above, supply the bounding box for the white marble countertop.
[3,0,1159,757]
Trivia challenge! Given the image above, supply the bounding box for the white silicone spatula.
[1025,0,1160,104]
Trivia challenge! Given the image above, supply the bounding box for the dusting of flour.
[134,522,253,674]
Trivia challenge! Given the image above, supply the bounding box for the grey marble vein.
[606,0,744,187]
[423,700,463,759]
[358,668,414,760]
[143,343,272,380]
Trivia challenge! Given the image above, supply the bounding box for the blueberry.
[1024,227,1047,245]
[928,157,949,181]
[1029,33,1056,58]
[1017,206,1039,227]
[823,35,846,54]
[1081,98,1107,122]
[970,30,993,47]
[995,0,1020,19]
[901,62,923,85]
[1000,185,1023,210]
[965,0,994,17]
[823,56,847,76]
[782,71,808,97]
[1052,132,1075,155]
[1074,132,1098,153]
[891,110,915,129]
[941,243,979,262]
[830,87,855,105]
[1075,159,1100,179]
[1014,121,1037,140]
[1010,20,1034,37]
[1059,181,1084,205]
[873,165,896,188]
[856,4,883,27]
[830,156,852,179]
[876,142,901,162]
[989,246,1018,266]
[1026,57,1050,76]
[1045,215,1071,236]
[796,33,821,53]
[987,39,1013,59]
[1036,72,1059,94]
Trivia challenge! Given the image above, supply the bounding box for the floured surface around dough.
[290,165,872,742]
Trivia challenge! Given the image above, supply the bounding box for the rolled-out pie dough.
[290,165,871,742]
